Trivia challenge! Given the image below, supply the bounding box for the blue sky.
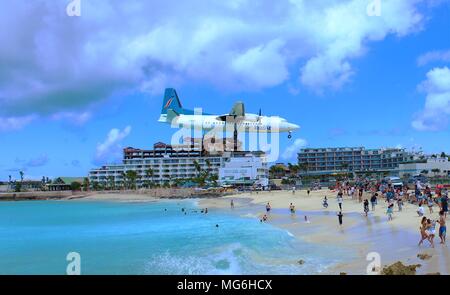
[1,0,450,180]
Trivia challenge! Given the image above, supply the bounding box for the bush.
[71,181,82,191]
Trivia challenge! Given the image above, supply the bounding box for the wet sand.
[199,189,450,275]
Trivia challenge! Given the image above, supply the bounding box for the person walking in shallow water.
[337,211,343,226]
[266,202,271,214]
[363,199,369,217]
[289,203,295,214]
[387,204,394,221]
[370,193,377,211]
[230,199,234,209]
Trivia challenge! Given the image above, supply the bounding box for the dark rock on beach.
[417,253,432,260]
[381,261,422,275]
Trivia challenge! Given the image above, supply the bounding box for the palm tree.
[125,170,138,189]
[83,177,90,191]
[8,175,11,192]
[193,160,202,177]
[269,165,286,178]
[297,163,308,176]
[290,164,300,177]
[145,168,155,188]
[19,171,24,182]
[107,176,115,190]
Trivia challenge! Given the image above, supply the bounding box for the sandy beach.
[198,189,450,275]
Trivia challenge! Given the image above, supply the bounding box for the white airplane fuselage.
[164,113,299,133]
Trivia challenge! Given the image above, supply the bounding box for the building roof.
[53,177,85,184]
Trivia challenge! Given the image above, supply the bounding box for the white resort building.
[89,138,269,188]
[398,157,450,178]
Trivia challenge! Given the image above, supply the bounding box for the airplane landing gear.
[288,132,292,139]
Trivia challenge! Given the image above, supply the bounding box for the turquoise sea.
[0,200,351,274]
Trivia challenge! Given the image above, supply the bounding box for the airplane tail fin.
[159,88,184,122]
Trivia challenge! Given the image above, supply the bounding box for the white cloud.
[417,50,450,66]
[0,115,37,132]
[50,111,92,125]
[412,67,450,131]
[95,126,132,164]
[0,0,437,122]
[282,138,308,160]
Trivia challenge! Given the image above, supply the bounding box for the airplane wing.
[216,102,246,121]
[230,101,245,117]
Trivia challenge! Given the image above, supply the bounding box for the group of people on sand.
[418,210,446,247]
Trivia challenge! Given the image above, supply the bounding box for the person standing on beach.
[417,203,425,217]
[418,217,429,246]
[439,210,446,244]
[426,219,436,248]
[363,199,369,217]
[387,204,394,221]
[337,192,343,211]
[358,187,363,203]
[441,194,448,218]
[370,193,377,211]
[230,199,234,209]
[397,194,403,212]
[292,186,296,195]
[427,196,434,214]
[337,211,343,226]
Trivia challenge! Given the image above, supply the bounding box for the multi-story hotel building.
[89,138,269,188]
[297,147,415,175]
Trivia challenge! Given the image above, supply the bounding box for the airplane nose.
[289,123,300,130]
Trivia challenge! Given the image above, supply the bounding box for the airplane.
[158,88,300,139]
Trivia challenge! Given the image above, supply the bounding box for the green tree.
[92,181,100,191]
[125,170,138,189]
[145,168,155,188]
[107,176,115,190]
[269,165,286,178]
[208,174,219,187]
[71,181,82,191]
[15,182,22,192]
[193,160,202,177]
[83,177,90,191]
